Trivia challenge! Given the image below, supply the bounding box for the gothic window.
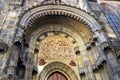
[104,7,120,39]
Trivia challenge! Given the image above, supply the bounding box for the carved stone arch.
[16,4,110,55]
[39,61,78,80]
[19,4,101,32]
[29,27,85,54]
[17,4,110,72]
[17,4,108,55]
[19,17,92,54]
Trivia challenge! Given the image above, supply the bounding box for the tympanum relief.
[39,35,75,59]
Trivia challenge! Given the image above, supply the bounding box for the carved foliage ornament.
[39,35,75,58]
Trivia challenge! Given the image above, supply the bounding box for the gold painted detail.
[39,35,75,58]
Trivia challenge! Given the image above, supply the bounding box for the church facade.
[0,0,120,80]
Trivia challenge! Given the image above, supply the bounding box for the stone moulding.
[39,61,78,80]
[17,3,110,76]
[19,4,101,33]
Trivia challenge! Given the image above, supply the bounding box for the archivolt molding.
[18,4,110,49]
[17,4,110,73]
[39,61,78,80]
[18,4,106,53]
[45,69,70,80]
[28,26,85,55]
[19,4,101,32]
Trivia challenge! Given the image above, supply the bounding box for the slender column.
[25,0,29,10]
[7,45,20,75]
[14,27,24,43]
[88,62,95,80]
[104,49,118,75]
[83,60,95,80]
[91,46,99,61]
[24,52,34,80]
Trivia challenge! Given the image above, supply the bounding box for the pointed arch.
[39,61,78,80]
[19,4,101,32]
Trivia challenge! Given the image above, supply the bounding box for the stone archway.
[16,4,111,80]
[39,61,78,80]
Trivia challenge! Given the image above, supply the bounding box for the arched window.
[103,6,120,39]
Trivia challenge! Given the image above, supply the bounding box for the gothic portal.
[0,0,120,80]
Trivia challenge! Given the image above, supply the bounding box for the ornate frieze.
[26,0,92,12]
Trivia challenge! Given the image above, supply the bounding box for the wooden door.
[47,72,67,80]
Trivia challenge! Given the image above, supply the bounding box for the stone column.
[91,46,99,61]
[14,27,24,43]
[24,52,34,80]
[86,60,95,80]
[104,49,119,75]
[83,60,95,80]
[7,45,20,75]
[105,50,118,68]
[24,0,29,10]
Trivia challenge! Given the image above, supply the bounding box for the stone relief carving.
[27,0,91,12]
[39,35,75,58]
[39,59,46,65]
[28,0,78,7]
[69,60,76,66]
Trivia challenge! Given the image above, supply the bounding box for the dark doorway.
[47,72,67,80]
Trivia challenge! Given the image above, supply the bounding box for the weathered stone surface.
[0,0,120,80]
